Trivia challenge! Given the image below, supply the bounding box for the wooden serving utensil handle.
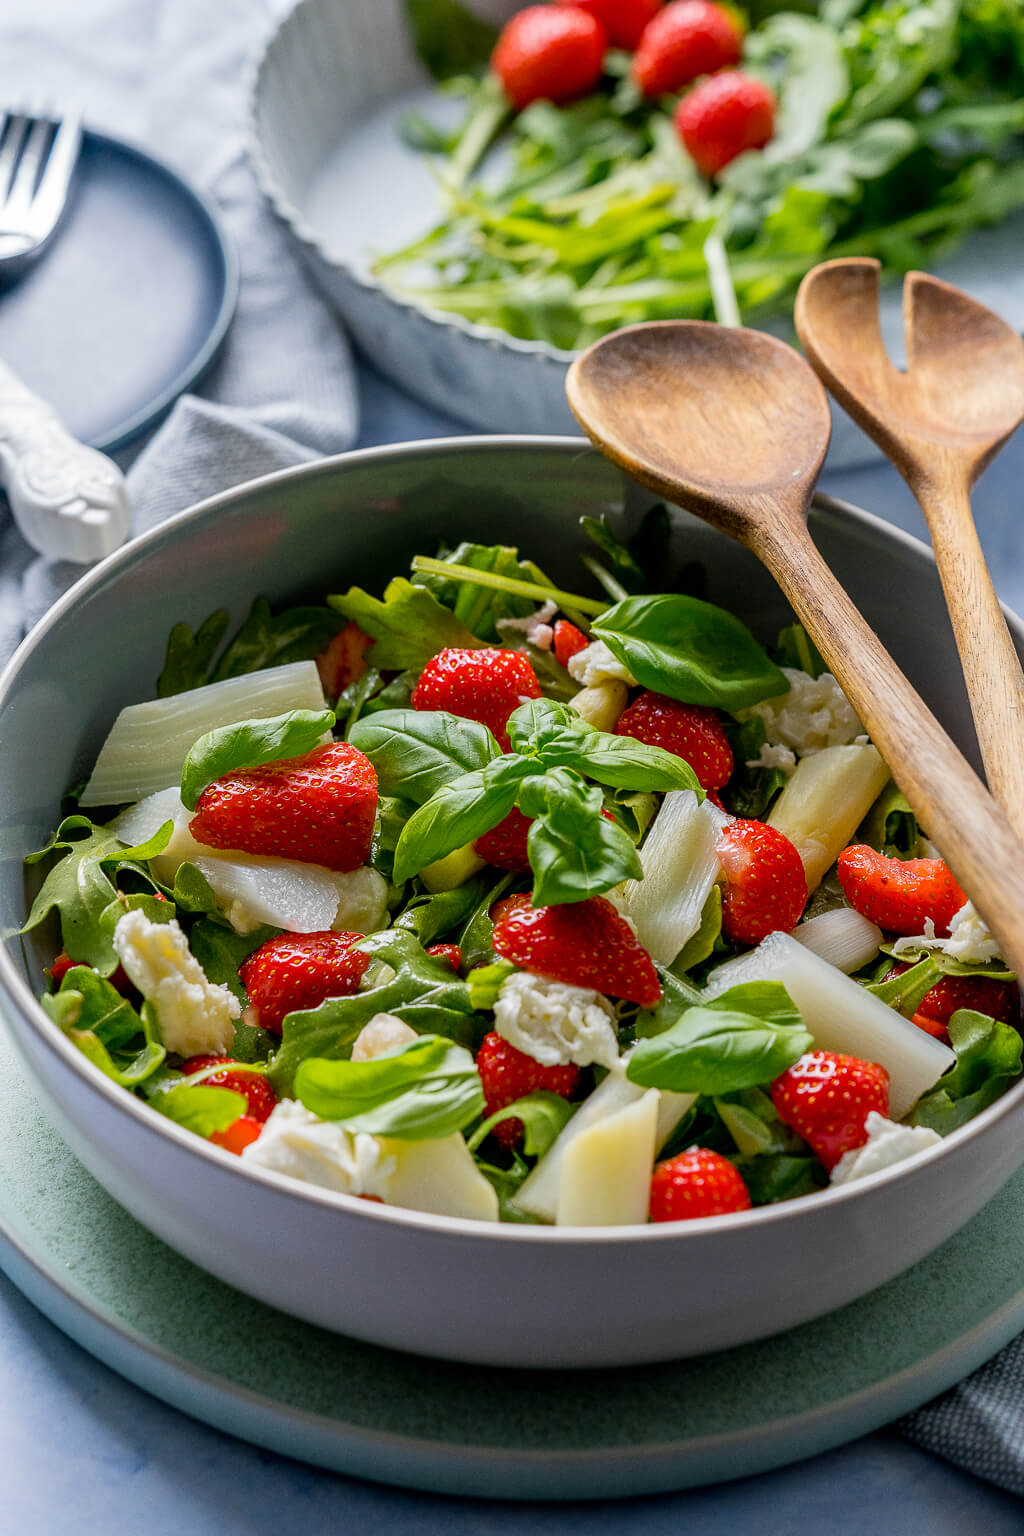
[753,517,1024,978]
[914,468,1024,845]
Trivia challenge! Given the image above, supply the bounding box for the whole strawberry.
[837,846,966,937]
[474,805,534,870]
[559,0,662,50]
[425,943,464,971]
[675,69,775,176]
[210,1115,264,1155]
[190,741,377,872]
[179,1054,279,1122]
[240,930,370,1033]
[477,1030,580,1147]
[552,618,589,670]
[649,1146,751,1221]
[616,690,733,790]
[716,819,807,946]
[411,647,541,749]
[493,6,607,110]
[633,0,740,98]
[492,893,660,1006]
[771,1050,890,1171]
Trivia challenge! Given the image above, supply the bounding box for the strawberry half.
[649,1146,752,1221]
[316,621,371,701]
[425,943,463,971]
[616,690,733,790]
[210,1115,264,1155]
[477,1030,580,1147]
[771,1050,890,1171]
[493,5,607,110]
[411,647,541,750]
[240,930,371,1033]
[837,846,966,936]
[179,1054,278,1122]
[882,962,1016,1044]
[189,740,377,872]
[716,819,807,946]
[492,893,660,1007]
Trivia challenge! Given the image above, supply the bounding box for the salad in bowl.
[25,505,1021,1230]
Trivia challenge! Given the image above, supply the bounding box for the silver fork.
[0,110,82,275]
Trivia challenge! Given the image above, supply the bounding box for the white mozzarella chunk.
[567,639,637,688]
[892,900,1003,967]
[737,667,865,760]
[493,971,619,1069]
[242,1100,395,1197]
[830,1111,942,1186]
[112,909,239,1056]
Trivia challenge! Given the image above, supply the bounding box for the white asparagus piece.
[556,1090,660,1227]
[768,743,890,892]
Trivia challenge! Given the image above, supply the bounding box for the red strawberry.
[49,949,136,998]
[837,846,966,937]
[881,962,1016,1044]
[616,690,733,790]
[240,930,370,1033]
[675,69,775,176]
[493,6,607,110]
[476,1030,580,1147]
[179,1054,279,1122]
[716,819,807,946]
[411,647,541,750]
[425,943,463,971]
[558,0,662,50]
[649,1146,751,1221]
[771,1050,890,1172]
[633,0,740,97]
[49,951,76,987]
[492,893,660,1006]
[316,621,371,701]
[189,741,377,872]
[474,806,534,870]
[209,1115,264,1155]
[552,619,589,670]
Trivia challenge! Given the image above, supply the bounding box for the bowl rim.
[2,431,1022,1244]
[245,0,585,371]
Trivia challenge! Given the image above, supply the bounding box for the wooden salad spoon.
[565,319,1024,979]
[795,258,1024,842]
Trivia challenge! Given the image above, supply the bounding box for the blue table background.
[3,356,1024,1530]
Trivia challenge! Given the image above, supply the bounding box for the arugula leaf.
[459,871,517,970]
[349,708,500,803]
[860,780,920,858]
[188,918,281,1005]
[580,516,647,593]
[721,718,789,820]
[592,594,788,710]
[520,766,642,905]
[371,794,416,881]
[467,1090,576,1156]
[295,1035,483,1139]
[329,578,481,670]
[739,1152,828,1205]
[774,623,828,678]
[634,965,704,1040]
[744,11,850,158]
[180,709,335,810]
[395,874,492,946]
[626,981,812,1094]
[211,599,342,683]
[23,816,174,973]
[268,929,482,1095]
[674,886,723,974]
[411,541,556,641]
[145,1080,248,1136]
[42,973,166,1086]
[908,1009,1023,1134]
[404,0,498,82]
[157,610,230,697]
[392,755,531,882]
[170,862,220,915]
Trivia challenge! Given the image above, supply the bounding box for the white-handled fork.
[0,110,82,275]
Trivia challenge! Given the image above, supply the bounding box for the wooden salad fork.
[565,319,1024,979]
[795,258,1024,841]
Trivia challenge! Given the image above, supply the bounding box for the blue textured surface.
[0,130,236,451]
[3,358,1024,1529]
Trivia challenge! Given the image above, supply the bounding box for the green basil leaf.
[506,697,581,757]
[626,981,812,1094]
[392,755,530,883]
[467,1090,575,1156]
[592,594,787,710]
[157,610,230,697]
[180,708,335,810]
[559,730,704,794]
[295,1035,483,1139]
[521,766,642,905]
[349,708,500,804]
[146,1082,248,1137]
[329,578,481,670]
[907,1009,1023,1134]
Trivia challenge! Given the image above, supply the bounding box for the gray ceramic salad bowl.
[2,436,1023,1370]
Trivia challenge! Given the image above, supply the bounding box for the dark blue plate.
[0,128,238,452]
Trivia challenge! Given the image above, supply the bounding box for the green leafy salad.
[377,0,1024,345]
[24,511,1021,1224]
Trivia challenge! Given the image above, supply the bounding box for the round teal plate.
[2,1022,1023,1502]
